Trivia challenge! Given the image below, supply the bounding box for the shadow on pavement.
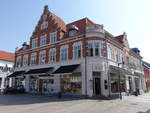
[138,109,150,113]
[0,94,87,106]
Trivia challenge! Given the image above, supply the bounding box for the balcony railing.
[86,24,104,34]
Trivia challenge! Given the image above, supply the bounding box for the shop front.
[60,72,82,95]
[25,67,54,94]
[53,64,82,95]
[28,75,55,94]
[109,65,126,94]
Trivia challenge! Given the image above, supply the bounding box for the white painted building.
[0,51,14,92]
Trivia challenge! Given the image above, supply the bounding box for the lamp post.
[118,62,124,100]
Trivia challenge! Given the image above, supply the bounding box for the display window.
[60,73,82,94]
[29,77,38,93]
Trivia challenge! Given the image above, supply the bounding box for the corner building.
[11,5,145,97]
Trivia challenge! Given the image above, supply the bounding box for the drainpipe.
[84,35,88,97]
[104,37,111,97]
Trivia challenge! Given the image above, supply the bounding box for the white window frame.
[107,44,113,60]
[60,45,68,61]
[49,48,56,63]
[39,50,46,64]
[23,55,28,67]
[41,21,48,30]
[73,42,82,59]
[88,40,102,57]
[50,32,57,44]
[32,38,38,49]
[40,35,47,47]
[16,56,21,68]
[30,53,37,65]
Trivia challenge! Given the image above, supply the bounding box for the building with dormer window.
[10,5,145,97]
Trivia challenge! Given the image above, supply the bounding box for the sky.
[0,0,149,62]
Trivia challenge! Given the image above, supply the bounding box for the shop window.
[0,78,2,88]
[29,77,38,93]
[61,73,82,94]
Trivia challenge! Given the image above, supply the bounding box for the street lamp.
[118,61,124,100]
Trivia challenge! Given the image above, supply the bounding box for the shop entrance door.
[93,72,101,96]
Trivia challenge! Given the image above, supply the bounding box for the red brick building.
[143,61,150,92]
[10,5,145,97]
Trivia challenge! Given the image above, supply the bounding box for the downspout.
[84,34,88,97]
[105,37,111,97]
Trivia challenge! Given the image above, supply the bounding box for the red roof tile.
[50,11,66,31]
[0,51,14,62]
[114,35,124,41]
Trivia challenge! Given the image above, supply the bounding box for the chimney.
[44,5,49,13]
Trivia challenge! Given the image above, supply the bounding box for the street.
[0,93,150,113]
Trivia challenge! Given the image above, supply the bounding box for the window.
[16,56,21,68]
[114,49,119,62]
[88,42,94,56]
[32,38,38,49]
[107,45,113,60]
[95,41,100,56]
[30,53,37,65]
[40,35,47,46]
[23,55,28,66]
[119,51,123,63]
[41,21,48,30]
[39,50,46,64]
[69,31,77,37]
[73,42,82,59]
[88,41,102,57]
[50,32,57,44]
[49,48,56,63]
[60,46,68,61]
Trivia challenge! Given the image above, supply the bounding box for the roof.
[49,11,66,31]
[114,35,124,43]
[66,18,95,35]
[0,50,14,62]
[143,61,150,68]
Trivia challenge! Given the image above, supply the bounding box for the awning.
[109,65,125,79]
[8,71,25,77]
[25,67,53,74]
[52,64,79,74]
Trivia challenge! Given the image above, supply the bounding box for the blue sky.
[0,0,149,62]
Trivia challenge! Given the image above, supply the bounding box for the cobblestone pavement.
[0,93,150,113]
